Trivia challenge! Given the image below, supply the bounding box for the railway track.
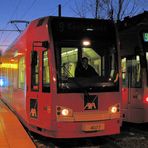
[30,133,121,148]
[29,123,148,148]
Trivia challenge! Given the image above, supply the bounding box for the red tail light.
[145,97,148,103]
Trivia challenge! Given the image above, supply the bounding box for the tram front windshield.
[56,41,118,93]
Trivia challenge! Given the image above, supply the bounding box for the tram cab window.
[42,50,50,92]
[31,51,39,91]
[61,48,78,78]
[58,45,118,93]
[61,47,101,78]
[82,48,101,76]
[18,56,25,89]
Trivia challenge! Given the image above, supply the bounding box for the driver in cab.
[75,57,98,78]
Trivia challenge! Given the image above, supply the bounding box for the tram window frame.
[55,41,119,93]
[121,56,142,88]
[42,50,50,92]
[140,31,148,86]
[61,47,78,79]
[146,52,148,86]
[31,51,39,91]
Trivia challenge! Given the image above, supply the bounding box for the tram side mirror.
[42,41,49,49]
[31,51,37,66]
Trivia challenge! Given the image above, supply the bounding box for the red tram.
[0,16,121,138]
[119,12,148,123]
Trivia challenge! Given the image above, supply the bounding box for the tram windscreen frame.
[50,17,119,93]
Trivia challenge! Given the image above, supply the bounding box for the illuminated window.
[18,56,25,89]
[121,56,141,88]
[61,48,78,78]
[121,58,127,87]
[42,50,50,92]
[82,48,100,76]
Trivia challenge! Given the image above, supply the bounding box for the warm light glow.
[14,51,23,57]
[82,40,91,46]
[61,109,69,116]
[11,59,15,62]
[0,63,18,69]
[111,106,117,113]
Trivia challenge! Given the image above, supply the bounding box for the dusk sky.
[0,0,148,52]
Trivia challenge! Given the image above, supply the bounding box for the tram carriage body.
[119,12,148,123]
[0,16,121,138]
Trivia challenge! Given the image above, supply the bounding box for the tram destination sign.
[50,17,115,41]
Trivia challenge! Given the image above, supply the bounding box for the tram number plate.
[82,123,104,132]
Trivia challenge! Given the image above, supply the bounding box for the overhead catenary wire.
[0,0,73,51]
[0,0,23,48]
[20,0,39,19]
[0,0,38,50]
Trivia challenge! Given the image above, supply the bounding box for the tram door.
[121,55,144,123]
[28,46,50,128]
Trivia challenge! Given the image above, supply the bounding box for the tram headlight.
[61,109,69,116]
[56,106,73,117]
[111,106,118,113]
[109,104,120,113]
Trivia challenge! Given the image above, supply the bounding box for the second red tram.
[0,16,121,138]
[119,12,148,123]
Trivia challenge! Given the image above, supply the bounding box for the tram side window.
[42,50,50,92]
[31,51,39,91]
[121,58,127,87]
[61,48,78,78]
[130,56,141,88]
[146,52,148,86]
[18,56,25,89]
[121,56,141,88]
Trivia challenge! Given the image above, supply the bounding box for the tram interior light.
[82,40,91,46]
